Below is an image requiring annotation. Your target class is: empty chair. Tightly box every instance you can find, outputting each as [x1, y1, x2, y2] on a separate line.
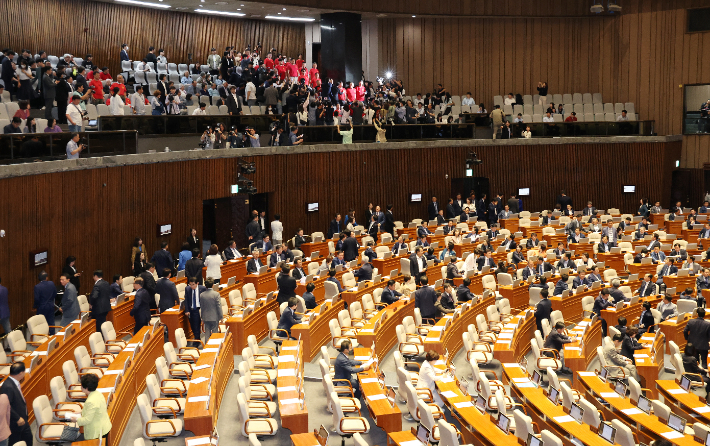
[238, 362, 275, 401]
[593, 103, 604, 114]
[396, 325, 424, 360]
[242, 348, 277, 382]
[156, 356, 189, 396]
[572, 93, 583, 103]
[88, 332, 116, 367]
[513, 104, 523, 116]
[49, 376, 83, 419]
[502, 104, 513, 115]
[164, 342, 193, 378]
[573, 104, 584, 115]
[593, 93, 603, 104]
[138, 393, 183, 441]
[33, 395, 73, 443]
[27, 314, 61, 345]
[605, 113, 616, 122]
[614, 103, 624, 114]
[330, 319, 358, 349]
[267, 311, 289, 353]
[532, 114, 542, 123]
[603, 103, 614, 114]
[101, 321, 130, 353]
[523, 104, 533, 116]
[541, 430, 563, 446]
[522, 114, 532, 123]
[530, 339, 561, 375]
[594, 113, 605, 122]
[495, 389, 517, 432]
[462, 332, 493, 365]
[552, 94, 563, 105]
[493, 96, 504, 106]
[533, 104, 543, 115]
[175, 328, 201, 361]
[236, 393, 278, 437]
[146, 373, 185, 415]
[394, 351, 419, 384]
[583, 103, 594, 115]
[247, 334, 278, 368]
[238, 376, 277, 417]
[331, 391, 369, 444]
[74, 345, 104, 377]
[417, 399, 444, 440]
[582, 93, 593, 104]
[61, 360, 87, 399]
[323, 374, 361, 413]
[624, 102, 635, 114]
[562, 94, 573, 104]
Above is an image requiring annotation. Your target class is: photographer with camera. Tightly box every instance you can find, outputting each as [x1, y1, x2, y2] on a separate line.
[165, 93, 180, 115]
[66, 95, 87, 132]
[200, 126, 214, 149]
[66, 133, 85, 159]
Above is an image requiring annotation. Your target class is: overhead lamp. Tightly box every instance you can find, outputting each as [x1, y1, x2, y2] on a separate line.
[265, 15, 315, 21]
[195, 9, 245, 16]
[590, 1, 604, 13]
[116, 0, 171, 8]
[608, 1, 622, 12]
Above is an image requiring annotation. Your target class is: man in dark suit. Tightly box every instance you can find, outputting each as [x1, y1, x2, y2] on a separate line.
[637, 274, 655, 297]
[342, 231, 360, 262]
[477, 251, 496, 270]
[269, 245, 284, 268]
[184, 277, 207, 342]
[414, 275, 436, 320]
[187, 228, 200, 254]
[534, 256, 554, 275]
[381, 280, 402, 305]
[225, 85, 243, 115]
[457, 279, 476, 302]
[392, 237, 409, 256]
[328, 214, 342, 239]
[582, 201, 597, 216]
[427, 197, 439, 221]
[224, 240, 241, 260]
[156, 269, 180, 313]
[669, 243, 688, 262]
[436, 209, 447, 225]
[130, 278, 152, 334]
[331, 251, 347, 268]
[292, 259, 307, 280]
[353, 261, 373, 282]
[327, 269, 344, 293]
[90, 270, 112, 332]
[487, 224, 500, 240]
[185, 249, 205, 285]
[602, 221, 618, 246]
[246, 214, 262, 243]
[294, 228, 308, 250]
[34, 271, 57, 334]
[277, 297, 302, 338]
[334, 340, 370, 398]
[656, 258, 678, 289]
[362, 243, 377, 263]
[522, 261, 538, 281]
[553, 274, 570, 296]
[527, 233, 540, 248]
[417, 224, 432, 239]
[151, 242, 174, 278]
[556, 253, 576, 271]
[556, 190, 572, 210]
[453, 194, 464, 216]
[410, 247, 427, 284]
[446, 199, 456, 219]
[572, 271, 588, 290]
[598, 236, 612, 254]
[139, 264, 157, 310]
[255, 235, 273, 252]
[110, 275, 123, 299]
[476, 194, 487, 221]
[534, 289, 552, 333]
[382, 204, 395, 237]
[277, 266, 297, 304]
[506, 193, 519, 213]
[1, 362, 31, 446]
[501, 234, 516, 251]
[246, 248, 264, 274]
[366, 214, 379, 241]
[416, 235, 430, 248]
[488, 198, 499, 225]
[685, 308, 710, 368]
[697, 269, 710, 301]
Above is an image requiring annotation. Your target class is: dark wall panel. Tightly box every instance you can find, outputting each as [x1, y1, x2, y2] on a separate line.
[0, 141, 679, 330]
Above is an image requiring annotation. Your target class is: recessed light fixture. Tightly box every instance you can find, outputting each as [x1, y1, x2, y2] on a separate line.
[215, 1, 228, 4]
[236, 8, 241, 10]
[277, 12, 281, 14]
[283, 7, 286, 10]
[265, 15, 315, 21]
[195, 8, 245, 15]
[115, 0, 171, 7]
[412, 15, 416, 17]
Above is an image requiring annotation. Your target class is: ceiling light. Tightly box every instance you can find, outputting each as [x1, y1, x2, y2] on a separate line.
[115, 0, 171, 8]
[236, 8, 241, 10]
[277, 12, 281, 14]
[214, 1, 228, 3]
[283, 7, 286, 10]
[412, 15, 416, 17]
[195, 8, 244, 15]
[265, 15, 315, 21]
[590, 1, 604, 13]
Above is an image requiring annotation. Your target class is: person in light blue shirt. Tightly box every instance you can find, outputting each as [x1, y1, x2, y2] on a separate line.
[513, 113, 524, 123]
[178, 242, 192, 271]
[180, 72, 191, 85]
[66, 133, 83, 159]
[208, 83, 220, 97]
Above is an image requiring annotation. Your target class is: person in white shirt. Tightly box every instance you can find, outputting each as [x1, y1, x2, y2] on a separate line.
[245, 81, 256, 106]
[462, 92, 476, 107]
[463, 250, 478, 272]
[130, 86, 146, 115]
[108, 87, 125, 115]
[522, 126, 532, 138]
[617, 110, 630, 121]
[192, 103, 207, 115]
[417, 351, 447, 406]
[135, 59, 153, 72]
[156, 49, 167, 65]
[504, 93, 516, 106]
[412, 93, 424, 107]
[542, 112, 554, 123]
[271, 215, 284, 247]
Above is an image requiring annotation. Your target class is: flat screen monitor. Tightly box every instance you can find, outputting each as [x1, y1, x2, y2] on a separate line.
[705, 430, 710, 446]
[230, 184, 239, 194]
[570, 403, 584, 422]
[410, 193, 422, 202]
[638, 395, 652, 414]
[531, 370, 541, 386]
[416, 423, 430, 445]
[547, 386, 559, 405]
[518, 187, 530, 196]
[307, 202, 319, 212]
[614, 381, 626, 397]
[599, 367, 609, 382]
[31, 249, 48, 267]
[475, 395, 486, 413]
[527, 433, 542, 446]
[624, 185, 636, 193]
[157, 223, 171, 236]
[679, 375, 691, 392]
[668, 413, 686, 434]
[599, 422, 616, 444]
[497, 413, 510, 433]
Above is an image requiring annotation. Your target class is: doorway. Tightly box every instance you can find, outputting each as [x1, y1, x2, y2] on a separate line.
[312, 44, 321, 72]
[202, 194, 253, 253]
[450, 177, 490, 202]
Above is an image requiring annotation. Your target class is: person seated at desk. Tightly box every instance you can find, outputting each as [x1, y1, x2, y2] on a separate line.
[498, 205, 512, 221]
[553, 274, 570, 296]
[553, 243, 566, 258]
[381, 280, 402, 305]
[637, 217, 650, 231]
[620, 326, 644, 365]
[511, 245, 525, 265]
[425, 247, 439, 264]
[224, 239, 242, 260]
[556, 253, 576, 271]
[456, 278, 476, 302]
[605, 334, 643, 385]
[416, 236, 431, 249]
[501, 234, 516, 251]
[435, 291, 455, 318]
[65, 373, 112, 442]
[587, 217, 602, 233]
[572, 271, 588, 290]
[656, 295, 677, 321]
[614, 317, 628, 337]
[277, 265, 297, 304]
[110, 274, 123, 299]
[669, 208, 683, 222]
[486, 223, 500, 240]
[294, 228, 307, 250]
[335, 340, 371, 399]
[656, 257, 678, 290]
[609, 279, 627, 303]
[446, 257, 462, 284]
[417, 224, 433, 239]
[522, 260, 537, 280]
[363, 242, 377, 263]
[327, 269, 344, 293]
[634, 226, 648, 241]
[269, 245, 285, 268]
[650, 245, 666, 264]
[436, 209, 447, 225]
[565, 214, 585, 235]
[527, 233, 540, 248]
[587, 265, 602, 284]
[392, 236, 409, 256]
[443, 220, 456, 235]
[353, 260, 373, 282]
[292, 258, 307, 280]
[618, 216, 632, 232]
[567, 227, 585, 244]
[680, 287, 695, 301]
[277, 297, 302, 339]
[669, 243, 688, 262]
[683, 257, 701, 275]
[598, 235, 612, 254]
[465, 226, 480, 242]
[637, 274, 655, 297]
[543, 321, 573, 373]
[682, 343, 710, 397]
[633, 248, 650, 264]
[282, 246, 295, 263]
[576, 253, 595, 270]
[646, 233, 662, 251]
[328, 214, 343, 239]
[593, 289, 614, 337]
[302, 283, 317, 310]
[440, 242, 457, 261]
[246, 248, 264, 274]
[335, 233, 346, 252]
[602, 221, 618, 247]
[697, 268, 710, 307]
[477, 251, 496, 270]
[698, 223, 710, 248]
[255, 235, 273, 253]
[529, 276, 548, 291]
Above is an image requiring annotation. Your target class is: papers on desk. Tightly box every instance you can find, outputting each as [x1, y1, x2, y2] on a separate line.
[124, 347, 136, 352]
[694, 406, 710, 413]
[188, 396, 210, 403]
[400, 441, 426, 446]
[578, 371, 596, 376]
[454, 401, 474, 408]
[566, 347, 581, 351]
[187, 437, 211, 446]
[503, 363, 522, 368]
[633, 353, 649, 358]
[56, 332, 65, 336]
[191, 377, 209, 384]
[202, 348, 219, 353]
[578, 321, 590, 326]
[71, 319, 81, 324]
[512, 378, 531, 383]
[429, 326, 444, 331]
[31, 351, 47, 356]
[440, 390, 458, 398]
[433, 360, 446, 366]
[516, 382, 537, 388]
[359, 329, 374, 333]
[600, 392, 620, 398]
[621, 408, 643, 415]
[504, 323, 518, 329]
[439, 376, 454, 384]
[667, 388, 687, 394]
[360, 378, 379, 384]
[193, 364, 210, 371]
[163, 308, 179, 312]
[355, 356, 371, 361]
[126, 343, 139, 348]
[496, 340, 511, 344]
[348, 287, 358, 291]
[497, 332, 514, 339]
[104, 370, 123, 375]
[282, 346, 298, 351]
[97, 387, 114, 393]
[366, 394, 387, 401]
[661, 431, 684, 440]
[278, 369, 296, 377]
[636, 359, 645, 364]
[278, 386, 297, 392]
[279, 355, 295, 362]
[280, 398, 303, 405]
[553, 415, 576, 423]
[362, 359, 375, 368]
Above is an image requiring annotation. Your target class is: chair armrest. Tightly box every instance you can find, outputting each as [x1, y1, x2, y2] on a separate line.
[339, 397, 363, 415]
[339, 417, 368, 433]
[249, 369, 272, 382]
[30, 333, 51, 342]
[683, 372, 707, 384]
[404, 361, 421, 370]
[48, 325, 65, 330]
[151, 405, 177, 417]
[258, 345, 277, 354]
[145, 419, 177, 437]
[539, 348, 560, 360]
[416, 388, 434, 402]
[39, 422, 70, 441]
[249, 384, 274, 400]
[270, 328, 290, 339]
[405, 333, 424, 343]
[253, 354, 276, 368]
[26, 341, 44, 346]
[472, 342, 493, 353]
[168, 368, 191, 379]
[153, 398, 182, 413]
[246, 400, 271, 417]
[246, 419, 275, 434]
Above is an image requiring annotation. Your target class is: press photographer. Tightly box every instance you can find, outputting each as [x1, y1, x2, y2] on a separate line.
[66, 132, 85, 160]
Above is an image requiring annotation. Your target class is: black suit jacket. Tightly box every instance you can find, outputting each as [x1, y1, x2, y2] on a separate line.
[428, 202, 439, 221]
[90, 279, 112, 316]
[446, 204, 456, 219]
[226, 94, 242, 115]
[277, 275, 297, 303]
[292, 267, 306, 280]
[277, 307, 301, 335]
[684, 318, 710, 350]
[414, 286, 436, 319]
[535, 298, 552, 325]
[381, 288, 402, 305]
[354, 263, 373, 282]
[342, 237, 359, 262]
[246, 220, 262, 241]
[382, 211, 395, 235]
[0, 378, 28, 436]
[130, 288, 152, 328]
[187, 235, 200, 254]
[184, 285, 207, 314]
[156, 278, 180, 312]
[185, 258, 204, 284]
[410, 254, 426, 277]
[246, 257, 263, 274]
[328, 219, 342, 239]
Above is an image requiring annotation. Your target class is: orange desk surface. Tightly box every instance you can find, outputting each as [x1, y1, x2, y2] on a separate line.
[292, 300, 345, 362]
[492, 310, 537, 365]
[354, 347, 402, 433]
[291, 433, 320, 446]
[422, 296, 496, 356]
[184, 332, 234, 436]
[578, 374, 697, 445]
[107, 296, 135, 335]
[224, 296, 279, 355]
[563, 319, 603, 394]
[656, 379, 710, 426]
[357, 298, 415, 359]
[278, 340, 308, 434]
[243, 269, 279, 294]
[340, 275, 403, 308]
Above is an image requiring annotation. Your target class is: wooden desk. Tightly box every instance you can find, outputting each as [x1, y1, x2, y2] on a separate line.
[596, 253, 626, 272]
[161, 305, 193, 343]
[21, 319, 95, 424]
[387, 431, 418, 446]
[372, 255, 404, 277]
[656, 379, 710, 425]
[354, 347, 402, 433]
[423, 296, 496, 356]
[291, 300, 345, 362]
[340, 277, 399, 308]
[243, 269, 279, 294]
[100, 324, 165, 446]
[224, 297, 279, 355]
[184, 333, 234, 436]
[492, 310, 536, 364]
[291, 433, 320, 446]
[665, 275, 697, 295]
[666, 221, 684, 237]
[564, 319, 603, 393]
[107, 295, 135, 334]
[278, 340, 308, 434]
[660, 315, 692, 354]
[300, 241, 329, 257]
[499, 218, 519, 234]
[498, 282, 528, 312]
[600, 296, 660, 327]
[357, 298, 415, 359]
[634, 329, 665, 398]
[202, 258, 247, 283]
[651, 213, 667, 228]
[627, 263, 659, 277]
[578, 374, 696, 445]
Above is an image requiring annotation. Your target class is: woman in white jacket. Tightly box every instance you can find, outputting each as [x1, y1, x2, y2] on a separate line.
[417, 351, 447, 406]
[108, 87, 125, 115]
[271, 214, 283, 247]
[204, 244, 223, 284]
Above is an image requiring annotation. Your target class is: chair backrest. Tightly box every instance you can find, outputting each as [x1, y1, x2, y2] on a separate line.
[238, 376, 252, 401]
[89, 332, 107, 355]
[137, 393, 153, 428]
[610, 419, 636, 446]
[579, 398, 601, 427]
[146, 373, 161, 402]
[404, 382, 420, 418]
[350, 301, 364, 320]
[101, 321, 117, 342]
[534, 330, 544, 349]
[62, 360, 80, 387]
[50, 375, 67, 405]
[242, 283, 257, 301]
[338, 309, 353, 328]
[560, 382, 575, 410]
[33, 395, 54, 432]
[27, 315, 49, 342]
[512, 409, 534, 443]
[582, 296, 594, 312]
[417, 399, 437, 433]
[342, 272, 356, 288]
[541, 430, 563, 446]
[7, 330, 27, 352]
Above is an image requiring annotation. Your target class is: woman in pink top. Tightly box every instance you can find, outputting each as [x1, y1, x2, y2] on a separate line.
[355, 80, 366, 102]
[345, 82, 356, 103]
[13, 100, 30, 121]
[0, 393, 10, 446]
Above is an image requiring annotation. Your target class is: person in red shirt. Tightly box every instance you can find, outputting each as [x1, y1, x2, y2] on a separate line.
[310, 72, 322, 91]
[286, 58, 299, 83]
[298, 68, 309, 85]
[99, 67, 112, 81]
[337, 82, 347, 105]
[355, 80, 366, 102]
[564, 111, 578, 122]
[345, 82, 356, 103]
[276, 59, 287, 82]
[308, 63, 319, 83]
[88, 71, 105, 104]
[263, 53, 274, 71]
[110, 75, 127, 99]
[296, 54, 304, 71]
